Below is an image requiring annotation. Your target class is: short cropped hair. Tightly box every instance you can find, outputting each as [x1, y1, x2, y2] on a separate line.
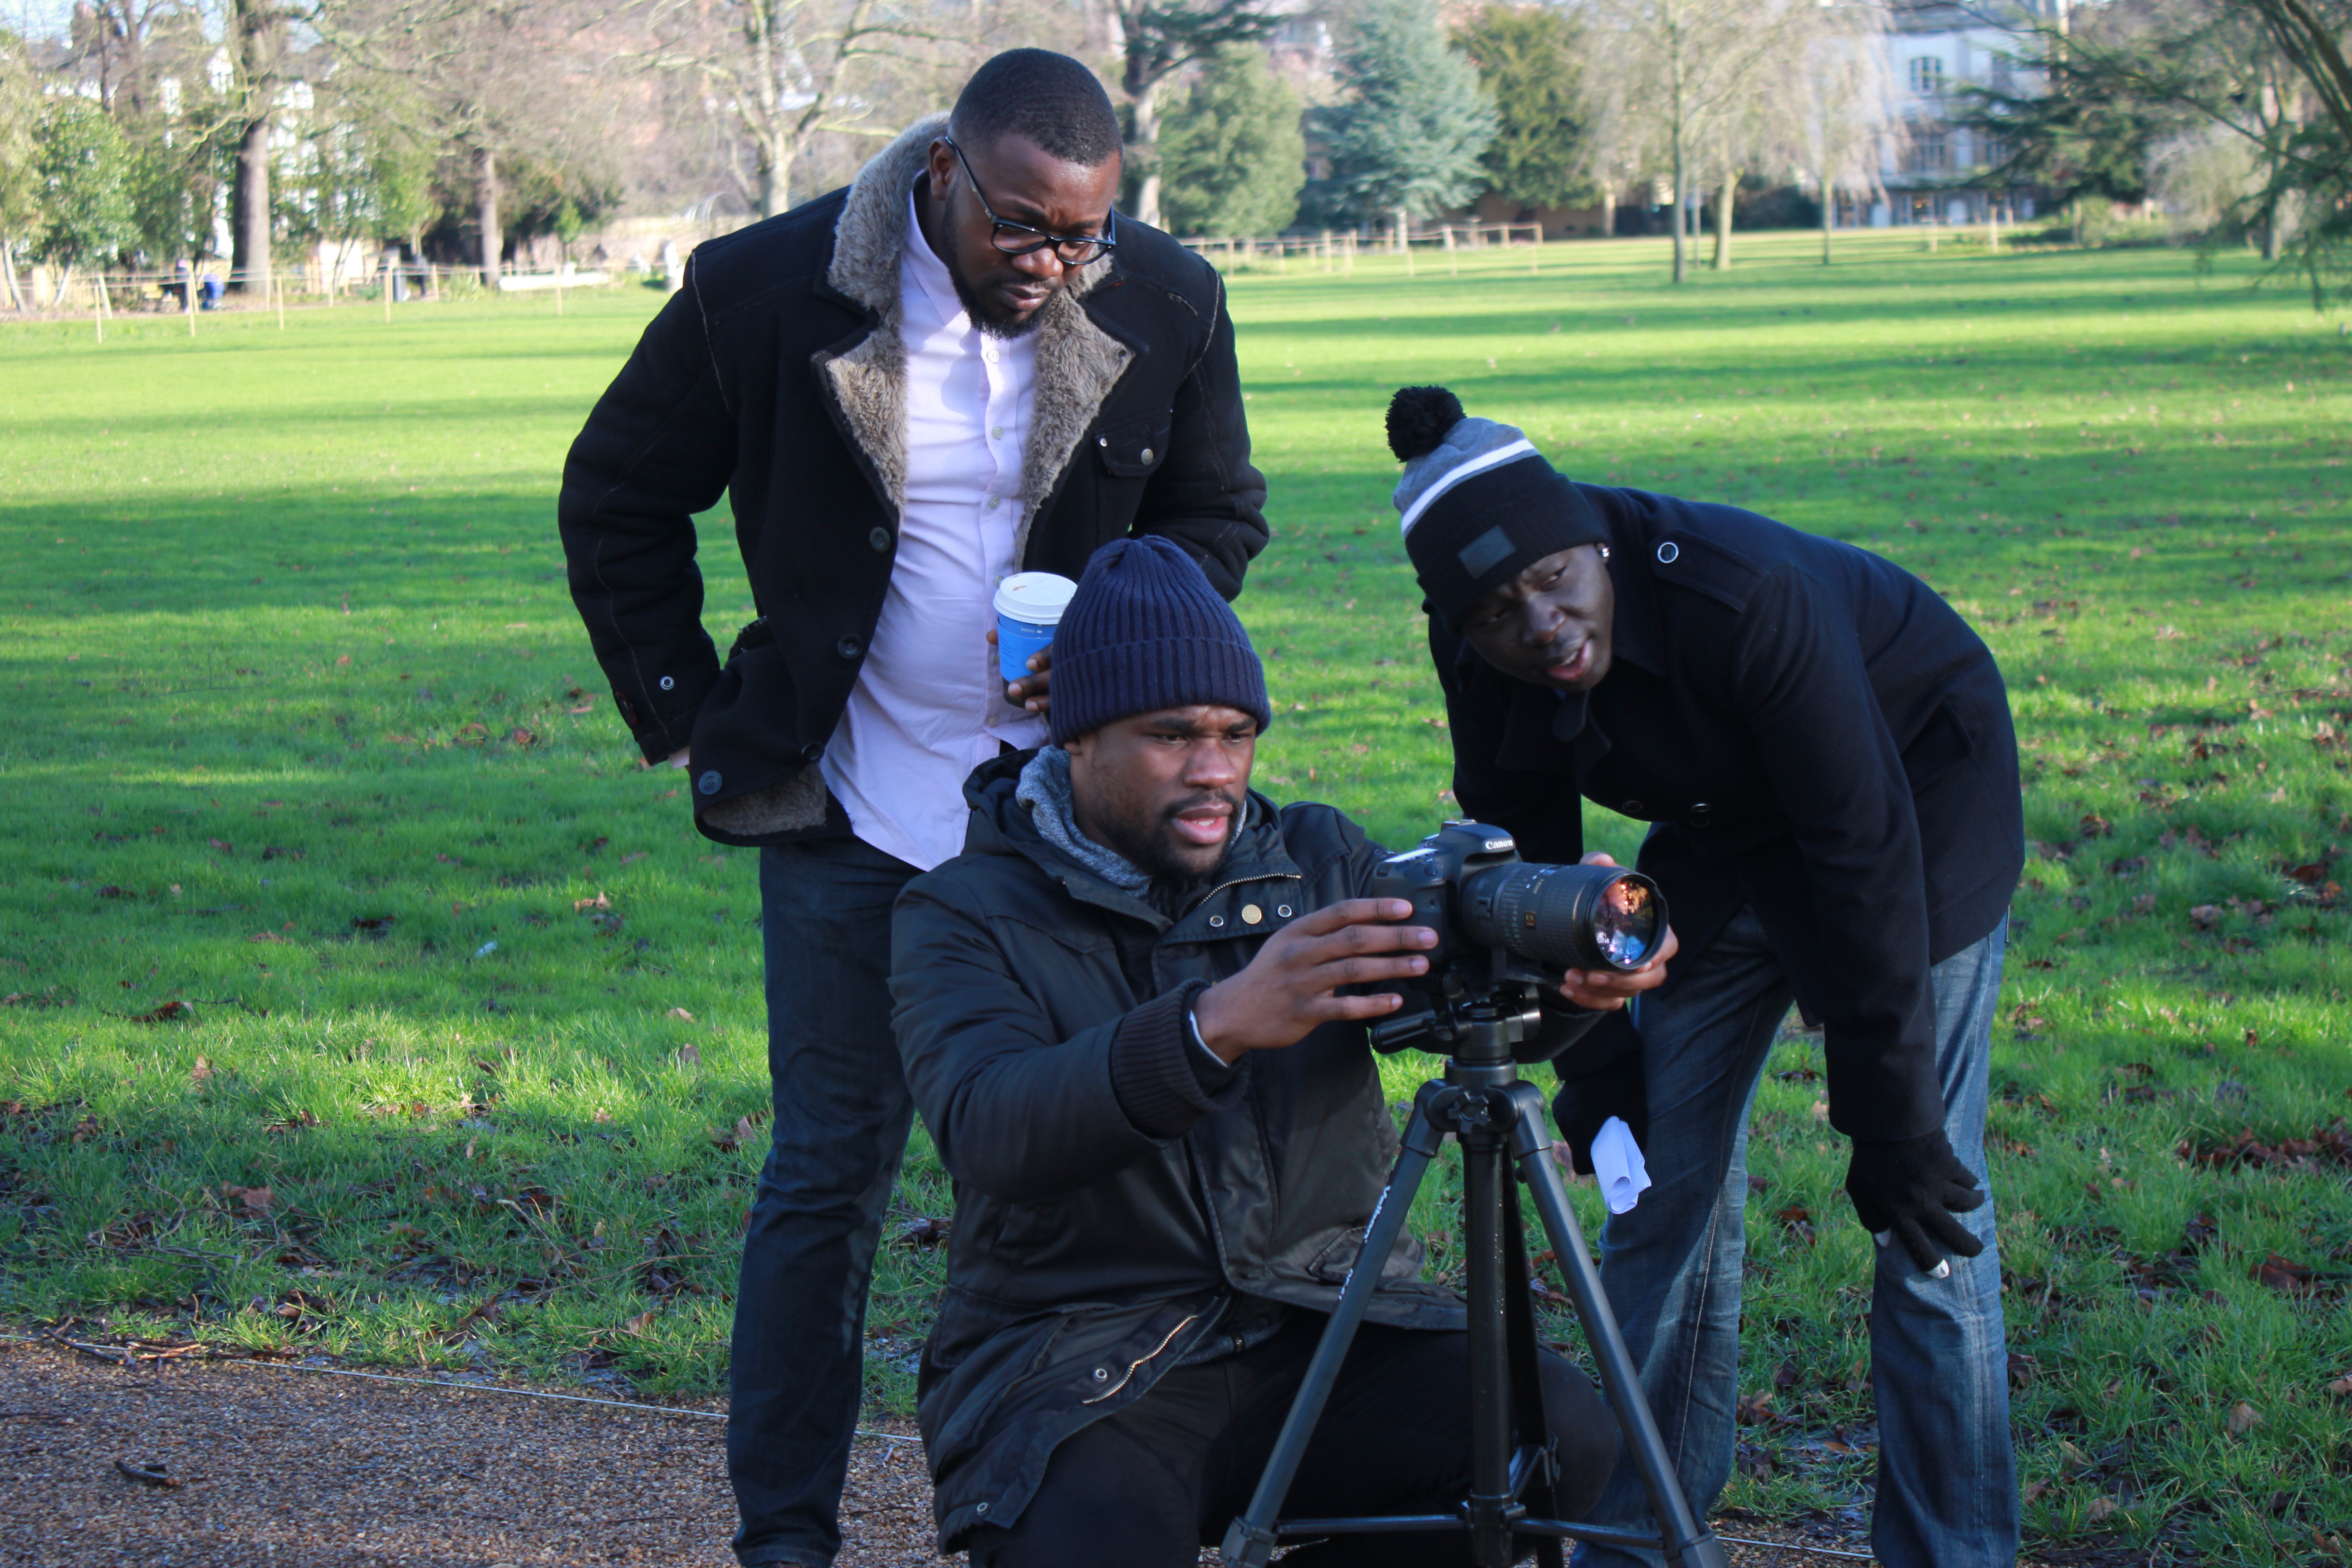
[951, 49, 1123, 167]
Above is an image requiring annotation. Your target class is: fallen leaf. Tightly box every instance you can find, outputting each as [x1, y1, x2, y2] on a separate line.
[620, 852, 649, 866]
[574, 890, 611, 912]
[508, 727, 538, 746]
[2227, 1399, 2262, 1435]
[897, 1215, 952, 1247]
[220, 1182, 276, 1215]
[2325, 1376, 2352, 1400]
[667, 1007, 695, 1021]
[676, 1044, 702, 1069]
[259, 846, 303, 862]
[2084, 1496, 2119, 1523]
[128, 1000, 190, 1024]
[1733, 1389, 1777, 1425]
[189, 1055, 213, 1087]
[2254, 1254, 2315, 1295]
[247, 930, 288, 944]
[621, 1308, 659, 1336]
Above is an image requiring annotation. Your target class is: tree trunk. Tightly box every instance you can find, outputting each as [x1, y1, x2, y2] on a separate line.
[1599, 185, 1617, 238]
[230, 111, 272, 293]
[1821, 183, 1834, 264]
[1713, 169, 1736, 269]
[1126, 78, 1163, 230]
[227, 0, 278, 294]
[1670, 128, 1688, 284]
[475, 145, 502, 285]
[0, 239, 23, 311]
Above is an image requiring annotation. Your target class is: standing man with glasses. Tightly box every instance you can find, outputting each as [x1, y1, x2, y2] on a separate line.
[557, 49, 1267, 1568]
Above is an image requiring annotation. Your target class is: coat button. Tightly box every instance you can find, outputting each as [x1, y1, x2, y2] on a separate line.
[868, 526, 890, 553]
[1242, 904, 1263, 925]
[837, 635, 862, 661]
[1097, 435, 1109, 446]
[1208, 915, 1225, 929]
[1691, 802, 1713, 820]
[800, 742, 825, 763]
[658, 675, 675, 691]
[1276, 905, 1293, 918]
[1623, 799, 1646, 816]
[1139, 447, 1154, 464]
[697, 770, 722, 795]
[1656, 541, 1680, 564]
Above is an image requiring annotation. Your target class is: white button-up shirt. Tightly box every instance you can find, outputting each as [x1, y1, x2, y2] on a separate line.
[818, 192, 1048, 871]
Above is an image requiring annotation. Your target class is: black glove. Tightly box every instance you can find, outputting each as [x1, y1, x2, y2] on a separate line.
[1551, 1049, 1647, 1177]
[1844, 1129, 1988, 1273]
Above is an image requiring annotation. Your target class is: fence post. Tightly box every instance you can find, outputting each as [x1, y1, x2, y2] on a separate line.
[93, 270, 107, 343]
[1987, 201, 1999, 254]
[185, 262, 195, 336]
[1532, 225, 1541, 274]
[274, 269, 284, 330]
[1444, 225, 1457, 277]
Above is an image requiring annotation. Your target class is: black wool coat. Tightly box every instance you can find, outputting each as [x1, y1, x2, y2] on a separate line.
[1434, 487, 2024, 1144]
[890, 755, 1599, 1548]
[557, 115, 1268, 845]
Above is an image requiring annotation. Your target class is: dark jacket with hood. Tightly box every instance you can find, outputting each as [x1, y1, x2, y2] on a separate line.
[1436, 487, 2024, 1144]
[556, 115, 1268, 845]
[890, 755, 1594, 1548]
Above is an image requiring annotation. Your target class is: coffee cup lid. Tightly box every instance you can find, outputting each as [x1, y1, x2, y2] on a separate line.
[994, 572, 1078, 624]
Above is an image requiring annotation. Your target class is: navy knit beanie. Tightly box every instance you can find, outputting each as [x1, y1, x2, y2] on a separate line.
[1048, 537, 1272, 744]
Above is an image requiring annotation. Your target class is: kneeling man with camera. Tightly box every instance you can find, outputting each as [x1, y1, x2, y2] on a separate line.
[892, 537, 1669, 1567]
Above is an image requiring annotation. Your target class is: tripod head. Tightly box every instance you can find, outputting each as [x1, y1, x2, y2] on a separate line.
[1367, 977, 1551, 1067]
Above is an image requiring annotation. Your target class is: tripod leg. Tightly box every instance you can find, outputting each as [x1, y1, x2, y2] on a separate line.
[1462, 1116, 1517, 1568]
[1220, 1083, 1450, 1568]
[1505, 1083, 1730, 1568]
[1501, 1197, 1565, 1568]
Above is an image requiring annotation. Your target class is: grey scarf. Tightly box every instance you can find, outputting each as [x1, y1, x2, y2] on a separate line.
[1015, 746, 1152, 891]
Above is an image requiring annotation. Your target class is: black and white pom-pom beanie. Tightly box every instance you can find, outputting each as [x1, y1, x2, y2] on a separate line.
[1387, 385, 1608, 627]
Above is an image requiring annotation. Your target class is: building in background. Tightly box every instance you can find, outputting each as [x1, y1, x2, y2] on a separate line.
[1870, 0, 2062, 226]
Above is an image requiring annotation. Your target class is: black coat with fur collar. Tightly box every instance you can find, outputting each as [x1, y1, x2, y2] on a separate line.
[557, 115, 1268, 844]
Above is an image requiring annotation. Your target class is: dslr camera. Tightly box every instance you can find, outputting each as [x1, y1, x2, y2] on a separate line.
[1366, 821, 1666, 1060]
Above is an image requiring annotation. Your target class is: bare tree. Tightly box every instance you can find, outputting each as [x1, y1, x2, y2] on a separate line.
[1579, 0, 1828, 282]
[630, 0, 972, 222]
[1796, 12, 1897, 265]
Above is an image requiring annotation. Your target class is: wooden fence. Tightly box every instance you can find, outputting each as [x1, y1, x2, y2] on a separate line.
[1177, 224, 1548, 277]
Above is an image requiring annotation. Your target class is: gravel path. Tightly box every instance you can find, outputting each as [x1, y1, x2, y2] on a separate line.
[4, 1336, 1894, 1566]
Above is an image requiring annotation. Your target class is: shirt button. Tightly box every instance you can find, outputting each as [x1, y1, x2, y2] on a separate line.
[986, 496, 1000, 511]
[990, 425, 1004, 440]
[868, 526, 891, 553]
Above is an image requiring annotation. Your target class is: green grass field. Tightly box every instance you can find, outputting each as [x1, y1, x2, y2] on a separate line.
[4, 229, 2349, 1562]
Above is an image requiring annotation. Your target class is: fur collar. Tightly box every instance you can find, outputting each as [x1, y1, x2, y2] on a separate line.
[816, 113, 1132, 564]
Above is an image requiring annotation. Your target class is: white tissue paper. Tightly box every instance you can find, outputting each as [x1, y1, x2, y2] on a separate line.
[1590, 1116, 1652, 1214]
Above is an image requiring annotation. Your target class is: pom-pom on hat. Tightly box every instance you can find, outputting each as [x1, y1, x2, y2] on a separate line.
[1047, 536, 1272, 745]
[1387, 385, 1608, 627]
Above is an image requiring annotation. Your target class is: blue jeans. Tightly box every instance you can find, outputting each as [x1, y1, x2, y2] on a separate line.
[1573, 906, 2017, 1568]
[729, 837, 920, 1567]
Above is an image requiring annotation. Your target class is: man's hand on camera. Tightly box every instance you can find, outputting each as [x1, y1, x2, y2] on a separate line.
[986, 628, 1054, 716]
[1190, 898, 1435, 1063]
[1556, 853, 1677, 1011]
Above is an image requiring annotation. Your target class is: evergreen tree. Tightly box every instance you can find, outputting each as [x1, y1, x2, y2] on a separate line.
[1158, 44, 1306, 237]
[1311, 0, 1497, 225]
[1455, 2, 1590, 212]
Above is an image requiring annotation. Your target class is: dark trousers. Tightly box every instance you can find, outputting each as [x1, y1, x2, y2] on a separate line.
[728, 836, 919, 1567]
[965, 1315, 1617, 1568]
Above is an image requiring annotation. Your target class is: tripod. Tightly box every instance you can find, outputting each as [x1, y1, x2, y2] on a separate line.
[1219, 990, 1730, 1568]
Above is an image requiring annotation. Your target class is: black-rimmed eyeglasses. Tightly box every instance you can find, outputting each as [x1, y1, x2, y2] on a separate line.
[945, 137, 1118, 268]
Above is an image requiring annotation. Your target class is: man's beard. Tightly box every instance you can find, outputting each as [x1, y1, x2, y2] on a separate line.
[946, 248, 1051, 340]
[1100, 790, 1244, 889]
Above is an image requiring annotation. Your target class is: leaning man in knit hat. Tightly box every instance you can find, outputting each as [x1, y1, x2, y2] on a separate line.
[890, 536, 1663, 1568]
[1385, 386, 2026, 1568]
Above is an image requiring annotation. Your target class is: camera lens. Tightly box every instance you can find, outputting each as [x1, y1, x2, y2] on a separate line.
[1459, 863, 1665, 974]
